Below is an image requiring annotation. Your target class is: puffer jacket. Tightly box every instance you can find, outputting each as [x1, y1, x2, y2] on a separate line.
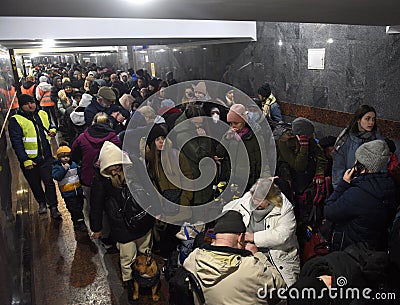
[332, 129, 382, 189]
[52, 159, 83, 198]
[325, 172, 397, 252]
[223, 191, 300, 286]
[183, 244, 286, 305]
[71, 123, 121, 186]
[35, 81, 52, 104]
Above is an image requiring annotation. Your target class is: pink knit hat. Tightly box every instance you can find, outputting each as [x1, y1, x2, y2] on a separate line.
[227, 103, 248, 123]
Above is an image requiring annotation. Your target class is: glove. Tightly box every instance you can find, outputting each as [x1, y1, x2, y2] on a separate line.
[298, 135, 309, 147]
[313, 174, 325, 184]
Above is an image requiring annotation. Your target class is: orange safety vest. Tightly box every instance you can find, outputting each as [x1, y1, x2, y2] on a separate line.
[0, 86, 18, 110]
[21, 85, 36, 97]
[37, 87, 54, 107]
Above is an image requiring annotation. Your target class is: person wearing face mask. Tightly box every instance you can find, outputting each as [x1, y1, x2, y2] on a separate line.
[332, 105, 383, 189]
[90, 141, 155, 303]
[246, 98, 263, 123]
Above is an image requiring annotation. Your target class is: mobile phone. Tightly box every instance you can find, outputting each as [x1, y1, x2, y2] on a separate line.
[351, 161, 365, 178]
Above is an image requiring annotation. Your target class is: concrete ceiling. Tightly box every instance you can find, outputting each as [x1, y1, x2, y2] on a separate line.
[1, 0, 398, 25]
[0, 0, 399, 51]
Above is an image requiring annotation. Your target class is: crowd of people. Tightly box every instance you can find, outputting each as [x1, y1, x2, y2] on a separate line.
[1, 61, 400, 304]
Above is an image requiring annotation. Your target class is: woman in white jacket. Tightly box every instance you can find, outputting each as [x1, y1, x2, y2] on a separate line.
[223, 178, 300, 286]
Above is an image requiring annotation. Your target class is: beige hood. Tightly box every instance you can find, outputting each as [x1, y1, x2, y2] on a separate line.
[99, 141, 131, 178]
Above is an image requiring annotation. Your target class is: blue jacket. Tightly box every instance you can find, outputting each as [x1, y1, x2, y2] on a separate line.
[332, 130, 382, 189]
[325, 172, 397, 251]
[84, 96, 119, 127]
[52, 159, 83, 198]
[9, 109, 55, 166]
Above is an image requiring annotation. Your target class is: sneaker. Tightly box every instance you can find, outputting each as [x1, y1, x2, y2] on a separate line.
[74, 220, 87, 232]
[50, 207, 62, 219]
[38, 202, 47, 214]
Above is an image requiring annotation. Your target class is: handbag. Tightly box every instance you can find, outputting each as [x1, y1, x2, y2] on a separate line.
[302, 231, 330, 264]
[120, 184, 149, 231]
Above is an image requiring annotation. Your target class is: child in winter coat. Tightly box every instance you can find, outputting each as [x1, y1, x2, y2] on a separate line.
[52, 142, 87, 232]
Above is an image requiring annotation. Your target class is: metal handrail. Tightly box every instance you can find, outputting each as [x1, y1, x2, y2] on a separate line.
[0, 91, 17, 139]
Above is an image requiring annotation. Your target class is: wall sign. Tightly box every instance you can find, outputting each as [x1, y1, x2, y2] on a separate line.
[308, 48, 325, 70]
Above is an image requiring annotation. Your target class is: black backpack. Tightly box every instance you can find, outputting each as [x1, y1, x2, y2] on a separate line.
[168, 266, 205, 305]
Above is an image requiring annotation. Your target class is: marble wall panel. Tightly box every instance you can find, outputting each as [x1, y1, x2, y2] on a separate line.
[134, 22, 399, 123]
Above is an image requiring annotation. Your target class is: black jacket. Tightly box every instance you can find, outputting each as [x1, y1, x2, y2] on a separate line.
[298, 243, 390, 305]
[325, 172, 397, 251]
[90, 164, 155, 243]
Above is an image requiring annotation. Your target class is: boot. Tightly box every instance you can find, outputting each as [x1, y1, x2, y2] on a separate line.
[38, 202, 47, 214]
[124, 280, 134, 303]
[74, 219, 87, 232]
[50, 206, 62, 219]
[6, 210, 14, 222]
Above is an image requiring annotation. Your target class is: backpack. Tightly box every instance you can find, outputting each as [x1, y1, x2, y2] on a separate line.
[296, 177, 332, 227]
[168, 267, 205, 305]
[272, 122, 292, 141]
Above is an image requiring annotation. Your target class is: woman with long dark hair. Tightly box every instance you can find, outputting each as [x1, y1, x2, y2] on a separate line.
[145, 124, 193, 222]
[332, 104, 382, 188]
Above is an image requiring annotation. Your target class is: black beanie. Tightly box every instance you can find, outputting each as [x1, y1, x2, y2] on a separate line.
[147, 124, 167, 146]
[63, 81, 73, 89]
[214, 210, 246, 234]
[18, 94, 35, 107]
[257, 83, 271, 98]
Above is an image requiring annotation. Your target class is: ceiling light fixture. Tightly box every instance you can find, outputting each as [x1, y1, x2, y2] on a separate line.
[126, 0, 150, 5]
[42, 39, 55, 49]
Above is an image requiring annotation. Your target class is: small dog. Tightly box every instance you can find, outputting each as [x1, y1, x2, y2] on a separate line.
[132, 250, 160, 301]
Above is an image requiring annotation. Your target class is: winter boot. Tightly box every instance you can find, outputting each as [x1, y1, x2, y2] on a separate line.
[50, 206, 62, 219]
[124, 279, 134, 303]
[38, 202, 47, 214]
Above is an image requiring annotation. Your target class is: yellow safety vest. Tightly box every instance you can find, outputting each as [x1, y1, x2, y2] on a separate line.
[13, 110, 51, 159]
